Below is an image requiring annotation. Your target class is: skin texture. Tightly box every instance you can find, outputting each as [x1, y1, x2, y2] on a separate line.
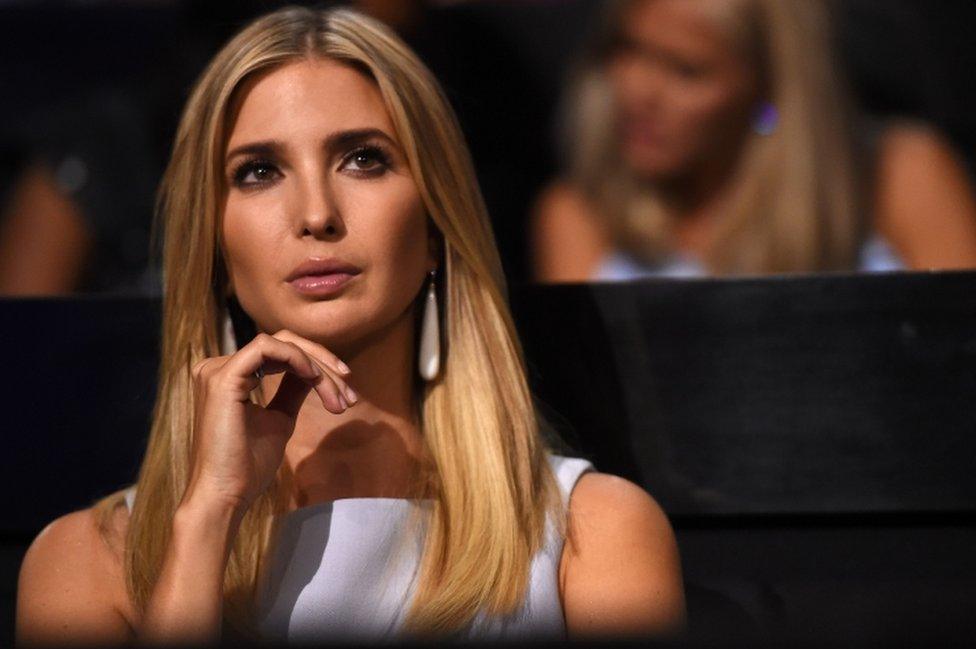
[17, 58, 685, 645]
[873, 124, 976, 269]
[608, 0, 759, 184]
[531, 182, 614, 284]
[559, 473, 686, 638]
[0, 164, 92, 295]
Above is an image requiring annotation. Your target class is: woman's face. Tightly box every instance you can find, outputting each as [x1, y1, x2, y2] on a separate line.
[607, 0, 760, 181]
[221, 58, 435, 352]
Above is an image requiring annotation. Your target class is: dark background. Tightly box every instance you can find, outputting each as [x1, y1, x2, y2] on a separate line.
[2, 0, 975, 291]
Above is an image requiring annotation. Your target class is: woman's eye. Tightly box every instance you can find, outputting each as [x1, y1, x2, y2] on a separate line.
[232, 160, 280, 187]
[342, 146, 391, 175]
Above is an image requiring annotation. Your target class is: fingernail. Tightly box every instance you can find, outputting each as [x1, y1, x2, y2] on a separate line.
[337, 393, 349, 410]
[344, 386, 358, 404]
[312, 364, 322, 377]
[337, 360, 351, 374]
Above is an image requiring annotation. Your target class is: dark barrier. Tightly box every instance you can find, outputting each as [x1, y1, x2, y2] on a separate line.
[3, 271, 976, 644]
[511, 271, 976, 516]
[510, 271, 976, 644]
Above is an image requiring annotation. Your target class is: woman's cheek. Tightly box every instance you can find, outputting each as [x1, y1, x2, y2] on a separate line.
[377, 205, 429, 295]
[370, 182, 427, 252]
[222, 205, 288, 298]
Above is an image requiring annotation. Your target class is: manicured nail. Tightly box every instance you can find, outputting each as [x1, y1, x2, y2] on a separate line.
[344, 386, 358, 404]
[337, 360, 351, 374]
[337, 392, 349, 410]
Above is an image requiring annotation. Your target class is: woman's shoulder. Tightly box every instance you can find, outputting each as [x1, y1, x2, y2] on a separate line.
[876, 120, 958, 157]
[16, 496, 136, 645]
[566, 471, 673, 539]
[874, 120, 970, 192]
[545, 455, 662, 522]
[531, 180, 604, 239]
[530, 180, 612, 282]
[873, 120, 976, 269]
[559, 471, 686, 637]
[533, 180, 591, 214]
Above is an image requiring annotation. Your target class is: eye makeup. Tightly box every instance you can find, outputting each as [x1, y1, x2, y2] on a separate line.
[339, 143, 393, 178]
[231, 158, 281, 188]
[224, 128, 401, 189]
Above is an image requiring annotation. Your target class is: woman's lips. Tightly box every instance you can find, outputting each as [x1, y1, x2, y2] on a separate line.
[289, 272, 357, 297]
[621, 117, 667, 149]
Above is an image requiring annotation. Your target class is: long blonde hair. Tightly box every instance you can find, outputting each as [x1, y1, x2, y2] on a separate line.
[564, 0, 866, 273]
[92, 6, 561, 638]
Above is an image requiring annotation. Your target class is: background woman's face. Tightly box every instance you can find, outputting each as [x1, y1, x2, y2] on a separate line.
[608, 0, 760, 181]
[221, 58, 435, 352]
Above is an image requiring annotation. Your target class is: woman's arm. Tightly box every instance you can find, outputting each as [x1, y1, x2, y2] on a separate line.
[136, 490, 245, 644]
[0, 164, 92, 295]
[18, 332, 354, 645]
[16, 507, 134, 646]
[530, 182, 613, 283]
[874, 124, 976, 269]
[16, 494, 243, 647]
[559, 472, 686, 639]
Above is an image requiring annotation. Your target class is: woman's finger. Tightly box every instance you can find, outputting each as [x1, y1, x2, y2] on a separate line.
[217, 333, 322, 400]
[303, 359, 349, 413]
[241, 336, 348, 413]
[271, 329, 352, 377]
[270, 330, 358, 407]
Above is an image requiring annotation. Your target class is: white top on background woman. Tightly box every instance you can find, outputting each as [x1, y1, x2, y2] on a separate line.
[15, 6, 685, 646]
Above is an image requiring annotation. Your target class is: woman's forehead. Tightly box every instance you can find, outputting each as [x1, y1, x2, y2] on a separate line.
[225, 58, 398, 151]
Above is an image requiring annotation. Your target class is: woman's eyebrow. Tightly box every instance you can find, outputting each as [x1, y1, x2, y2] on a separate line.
[224, 129, 398, 166]
[325, 127, 398, 151]
[225, 140, 282, 166]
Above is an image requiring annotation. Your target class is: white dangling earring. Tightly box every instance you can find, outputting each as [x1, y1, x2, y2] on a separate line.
[418, 269, 440, 381]
[221, 310, 237, 356]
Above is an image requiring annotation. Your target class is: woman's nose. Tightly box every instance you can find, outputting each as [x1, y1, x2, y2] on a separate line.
[297, 178, 344, 238]
[631, 60, 665, 106]
[614, 54, 663, 109]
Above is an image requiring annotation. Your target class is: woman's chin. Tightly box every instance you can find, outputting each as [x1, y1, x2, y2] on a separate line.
[623, 148, 683, 180]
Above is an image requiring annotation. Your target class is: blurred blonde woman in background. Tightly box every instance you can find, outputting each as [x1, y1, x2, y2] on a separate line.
[532, 0, 976, 281]
[16, 6, 684, 646]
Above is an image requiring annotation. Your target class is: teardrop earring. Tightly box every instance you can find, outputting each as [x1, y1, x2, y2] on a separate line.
[221, 295, 258, 356]
[221, 310, 237, 356]
[418, 269, 440, 381]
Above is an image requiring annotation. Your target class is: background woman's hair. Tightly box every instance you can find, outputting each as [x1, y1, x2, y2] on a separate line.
[91, 5, 562, 638]
[561, 0, 866, 273]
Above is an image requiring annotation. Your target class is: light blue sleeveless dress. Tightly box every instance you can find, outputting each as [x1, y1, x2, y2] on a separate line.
[124, 454, 595, 642]
[594, 235, 905, 280]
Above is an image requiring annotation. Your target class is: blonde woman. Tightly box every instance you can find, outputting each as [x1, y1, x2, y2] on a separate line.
[532, 0, 976, 281]
[15, 6, 684, 645]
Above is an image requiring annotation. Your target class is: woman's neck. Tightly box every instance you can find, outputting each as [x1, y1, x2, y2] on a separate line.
[265, 306, 428, 509]
[653, 152, 741, 257]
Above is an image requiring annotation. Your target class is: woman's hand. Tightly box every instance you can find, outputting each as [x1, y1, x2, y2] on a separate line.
[183, 329, 358, 516]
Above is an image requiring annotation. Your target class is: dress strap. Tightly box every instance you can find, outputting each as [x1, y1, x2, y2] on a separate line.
[124, 486, 136, 512]
[547, 454, 596, 505]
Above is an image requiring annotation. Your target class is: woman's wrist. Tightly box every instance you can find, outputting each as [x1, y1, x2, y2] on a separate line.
[172, 494, 245, 562]
[137, 498, 244, 644]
